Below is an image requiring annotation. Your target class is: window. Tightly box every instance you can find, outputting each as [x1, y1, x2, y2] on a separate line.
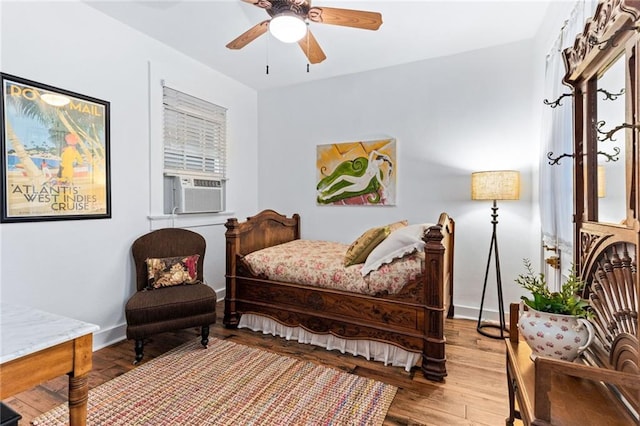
[162, 86, 227, 179]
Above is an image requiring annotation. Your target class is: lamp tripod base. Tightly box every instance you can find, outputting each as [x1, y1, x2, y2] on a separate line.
[477, 322, 509, 339]
[476, 200, 510, 341]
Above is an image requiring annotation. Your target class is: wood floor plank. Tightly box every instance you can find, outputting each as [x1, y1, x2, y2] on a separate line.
[1, 396, 42, 423]
[8, 386, 66, 416]
[2, 302, 513, 425]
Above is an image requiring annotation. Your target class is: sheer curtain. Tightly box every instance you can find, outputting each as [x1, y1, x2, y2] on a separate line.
[539, 1, 598, 288]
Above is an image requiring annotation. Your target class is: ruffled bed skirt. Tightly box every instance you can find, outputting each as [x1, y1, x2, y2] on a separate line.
[238, 313, 421, 372]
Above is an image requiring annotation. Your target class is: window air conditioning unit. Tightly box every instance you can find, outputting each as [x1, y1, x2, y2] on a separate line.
[164, 175, 224, 214]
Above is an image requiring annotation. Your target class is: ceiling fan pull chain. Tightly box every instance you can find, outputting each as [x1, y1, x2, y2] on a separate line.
[266, 31, 270, 75]
[306, 29, 310, 73]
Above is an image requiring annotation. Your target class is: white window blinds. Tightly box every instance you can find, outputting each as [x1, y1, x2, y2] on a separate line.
[163, 86, 227, 179]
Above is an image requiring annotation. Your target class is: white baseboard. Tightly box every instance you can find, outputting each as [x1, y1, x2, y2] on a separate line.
[452, 304, 511, 325]
[93, 323, 128, 351]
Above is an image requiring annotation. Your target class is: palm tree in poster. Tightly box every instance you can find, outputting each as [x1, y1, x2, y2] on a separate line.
[4, 120, 41, 178]
[3, 81, 106, 182]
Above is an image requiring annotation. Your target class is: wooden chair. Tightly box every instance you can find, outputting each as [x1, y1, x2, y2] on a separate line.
[125, 228, 217, 364]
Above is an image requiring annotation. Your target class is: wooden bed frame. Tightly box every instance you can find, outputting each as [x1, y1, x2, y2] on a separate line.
[223, 209, 455, 381]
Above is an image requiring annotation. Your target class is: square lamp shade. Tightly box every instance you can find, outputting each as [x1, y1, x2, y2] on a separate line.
[471, 170, 520, 201]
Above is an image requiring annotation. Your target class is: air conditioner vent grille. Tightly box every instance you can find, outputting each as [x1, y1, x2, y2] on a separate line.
[193, 179, 221, 188]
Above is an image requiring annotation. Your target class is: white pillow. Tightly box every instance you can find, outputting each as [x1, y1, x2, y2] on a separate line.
[360, 223, 434, 276]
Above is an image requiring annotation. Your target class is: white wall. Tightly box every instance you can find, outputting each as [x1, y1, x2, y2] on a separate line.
[256, 39, 543, 321]
[0, 1, 259, 349]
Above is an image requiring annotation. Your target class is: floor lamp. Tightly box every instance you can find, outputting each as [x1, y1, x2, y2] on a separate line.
[471, 170, 520, 339]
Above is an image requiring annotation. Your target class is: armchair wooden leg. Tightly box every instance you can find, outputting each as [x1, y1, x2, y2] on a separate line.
[134, 339, 144, 364]
[201, 325, 210, 348]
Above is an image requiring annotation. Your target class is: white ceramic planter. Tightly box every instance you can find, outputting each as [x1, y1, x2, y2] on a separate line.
[518, 304, 595, 362]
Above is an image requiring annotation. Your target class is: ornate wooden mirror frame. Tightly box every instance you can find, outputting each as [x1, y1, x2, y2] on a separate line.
[564, 0, 640, 266]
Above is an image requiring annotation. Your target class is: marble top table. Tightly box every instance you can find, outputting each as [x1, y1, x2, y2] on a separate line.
[0, 303, 99, 425]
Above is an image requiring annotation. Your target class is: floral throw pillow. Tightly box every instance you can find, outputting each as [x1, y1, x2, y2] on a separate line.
[146, 254, 200, 289]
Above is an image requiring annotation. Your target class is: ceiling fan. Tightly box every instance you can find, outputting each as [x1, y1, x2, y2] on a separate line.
[226, 0, 383, 64]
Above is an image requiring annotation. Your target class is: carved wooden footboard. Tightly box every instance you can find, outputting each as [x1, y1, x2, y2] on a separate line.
[223, 210, 455, 381]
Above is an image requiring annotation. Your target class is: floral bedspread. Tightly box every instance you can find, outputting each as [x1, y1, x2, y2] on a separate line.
[242, 240, 423, 295]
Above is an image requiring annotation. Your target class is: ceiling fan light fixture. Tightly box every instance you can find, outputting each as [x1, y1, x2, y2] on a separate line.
[269, 13, 307, 43]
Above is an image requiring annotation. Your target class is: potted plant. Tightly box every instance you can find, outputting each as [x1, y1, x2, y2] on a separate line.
[515, 258, 594, 362]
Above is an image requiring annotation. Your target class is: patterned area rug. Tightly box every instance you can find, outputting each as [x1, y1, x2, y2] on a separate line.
[32, 338, 397, 425]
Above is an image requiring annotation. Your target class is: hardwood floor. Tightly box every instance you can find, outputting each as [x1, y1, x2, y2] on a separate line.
[2, 302, 520, 425]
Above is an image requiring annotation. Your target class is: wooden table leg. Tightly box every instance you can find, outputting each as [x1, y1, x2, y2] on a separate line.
[68, 374, 89, 426]
[68, 334, 93, 426]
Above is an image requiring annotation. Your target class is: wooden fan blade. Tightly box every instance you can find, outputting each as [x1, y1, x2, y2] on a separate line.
[226, 20, 269, 49]
[298, 30, 326, 64]
[307, 7, 382, 30]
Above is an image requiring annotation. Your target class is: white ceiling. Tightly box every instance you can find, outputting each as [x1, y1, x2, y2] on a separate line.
[86, 0, 553, 91]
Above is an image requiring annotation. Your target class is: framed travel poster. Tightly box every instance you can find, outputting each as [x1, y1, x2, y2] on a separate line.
[0, 73, 111, 222]
[316, 138, 396, 206]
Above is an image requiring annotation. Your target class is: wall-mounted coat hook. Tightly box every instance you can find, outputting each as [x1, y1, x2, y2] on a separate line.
[547, 147, 620, 165]
[595, 120, 640, 142]
[543, 93, 573, 108]
[598, 87, 625, 101]
[547, 152, 574, 165]
[543, 88, 623, 109]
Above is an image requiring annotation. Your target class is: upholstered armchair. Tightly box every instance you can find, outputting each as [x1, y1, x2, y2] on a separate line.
[125, 228, 217, 364]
